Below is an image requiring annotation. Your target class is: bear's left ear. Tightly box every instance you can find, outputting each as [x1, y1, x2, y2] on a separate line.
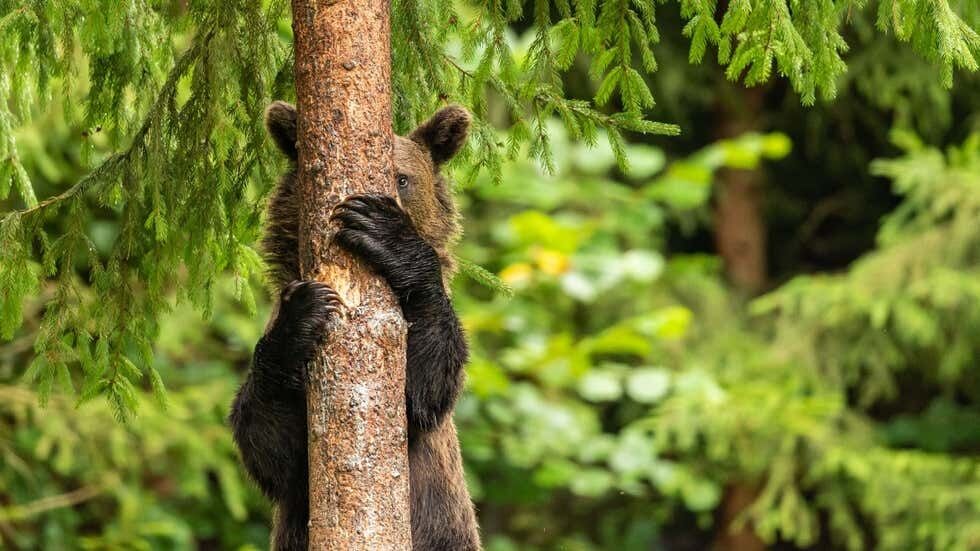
[409, 105, 471, 166]
[265, 101, 298, 160]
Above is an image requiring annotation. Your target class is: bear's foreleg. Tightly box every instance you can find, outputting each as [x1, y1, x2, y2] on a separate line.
[230, 281, 341, 551]
[332, 194, 469, 437]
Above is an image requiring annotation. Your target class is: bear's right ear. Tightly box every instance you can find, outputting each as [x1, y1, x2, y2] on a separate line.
[409, 105, 471, 166]
[265, 101, 298, 160]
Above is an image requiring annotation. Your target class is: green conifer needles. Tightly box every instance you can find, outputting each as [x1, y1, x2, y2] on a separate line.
[0, 1, 977, 416]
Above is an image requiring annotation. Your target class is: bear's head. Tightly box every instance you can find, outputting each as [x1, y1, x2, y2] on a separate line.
[264, 101, 469, 263]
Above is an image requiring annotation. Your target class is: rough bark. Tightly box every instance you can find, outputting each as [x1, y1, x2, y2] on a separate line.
[290, 1, 412, 549]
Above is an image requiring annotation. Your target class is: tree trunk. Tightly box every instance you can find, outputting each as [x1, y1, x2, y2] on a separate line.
[714, 86, 768, 295]
[290, 2, 412, 550]
[714, 171, 767, 294]
[714, 482, 766, 551]
[711, 85, 768, 551]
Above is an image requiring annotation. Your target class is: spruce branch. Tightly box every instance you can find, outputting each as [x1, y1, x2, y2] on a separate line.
[0, 481, 112, 521]
[1, 26, 216, 226]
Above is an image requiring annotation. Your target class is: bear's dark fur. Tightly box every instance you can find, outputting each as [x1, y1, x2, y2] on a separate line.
[230, 102, 480, 550]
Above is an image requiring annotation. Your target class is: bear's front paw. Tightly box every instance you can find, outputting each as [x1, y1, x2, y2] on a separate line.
[333, 195, 439, 290]
[270, 280, 343, 365]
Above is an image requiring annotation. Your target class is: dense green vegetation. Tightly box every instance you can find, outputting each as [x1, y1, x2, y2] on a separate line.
[2, 1, 979, 550]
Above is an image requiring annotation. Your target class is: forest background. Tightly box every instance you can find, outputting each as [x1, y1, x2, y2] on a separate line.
[1, 1, 979, 550]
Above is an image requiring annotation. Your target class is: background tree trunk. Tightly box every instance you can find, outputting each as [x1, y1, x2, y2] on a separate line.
[290, 1, 412, 549]
[713, 86, 768, 296]
[711, 83, 768, 551]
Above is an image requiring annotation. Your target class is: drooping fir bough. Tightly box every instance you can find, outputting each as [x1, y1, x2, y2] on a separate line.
[1, 0, 976, 420]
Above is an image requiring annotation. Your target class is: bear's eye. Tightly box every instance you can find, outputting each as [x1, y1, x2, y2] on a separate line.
[397, 174, 409, 188]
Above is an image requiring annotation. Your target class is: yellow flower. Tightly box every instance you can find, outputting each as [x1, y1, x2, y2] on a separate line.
[533, 248, 570, 276]
[500, 262, 534, 286]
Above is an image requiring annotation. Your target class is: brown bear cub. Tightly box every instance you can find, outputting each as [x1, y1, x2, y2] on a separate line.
[230, 102, 481, 551]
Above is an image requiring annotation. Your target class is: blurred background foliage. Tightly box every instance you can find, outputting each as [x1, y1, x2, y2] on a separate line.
[2, 1, 980, 550]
